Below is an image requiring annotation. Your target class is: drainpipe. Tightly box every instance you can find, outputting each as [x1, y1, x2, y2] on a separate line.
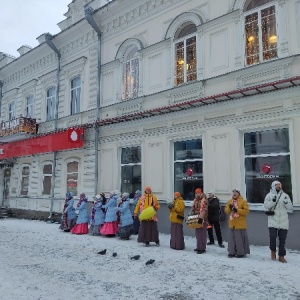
[85, 6, 101, 196]
[0, 80, 3, 118]
[45, 34, 61, 220]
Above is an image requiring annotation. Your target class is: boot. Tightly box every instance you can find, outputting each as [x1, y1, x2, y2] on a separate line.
[271, 251, 276, 260]
[279, 256, 287, 263]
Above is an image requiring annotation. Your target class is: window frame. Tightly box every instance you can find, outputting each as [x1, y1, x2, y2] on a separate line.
[122, 53, 139, 100]
[41, 162, 53, 195]
[8, 102, 16, 120]
[70, 77, 81, 115]
[66, 159, 80, 197]
[20, 165, 30, 196]
[26, 95, 34, 118]
[244, 1, 278, 66]
[46, 87, 56, 121]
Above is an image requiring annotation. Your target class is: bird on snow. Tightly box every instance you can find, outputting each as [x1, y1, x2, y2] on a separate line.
[97, 249, 107, 255]
[130, 255, 140, 260]
[145, 259, 155, 265]
[112, 252, 117, 257]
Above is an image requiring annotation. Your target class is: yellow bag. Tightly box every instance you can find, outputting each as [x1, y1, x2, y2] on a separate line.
[139, 206, 156, 221]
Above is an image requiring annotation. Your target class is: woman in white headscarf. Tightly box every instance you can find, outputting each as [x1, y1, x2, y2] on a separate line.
[264, 181, 293, 263]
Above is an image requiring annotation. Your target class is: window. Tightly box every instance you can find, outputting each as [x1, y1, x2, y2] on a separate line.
[8, 102, 15, 120]
[46, 87, 56, 121]
[174, 23, 197, 86]
[122, 47, 139, 100]
[42, 164, 52, 195]
[26, 95, 34, 118]
[70, 77, 81, 115]
[244, 128, 292, 203]
[174, 139, 203, 200]
[244, 0, 277, 65]
[67, 161, 78, 196]
[121, 146, 141, 194]
[20, 166, 30, 196]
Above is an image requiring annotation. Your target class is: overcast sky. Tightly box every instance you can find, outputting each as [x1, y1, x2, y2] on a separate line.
[0, 0, 71, 57]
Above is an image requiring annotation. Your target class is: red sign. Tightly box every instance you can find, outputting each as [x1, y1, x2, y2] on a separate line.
[262, 163, 272, 174]
[0, 128, 84, 159]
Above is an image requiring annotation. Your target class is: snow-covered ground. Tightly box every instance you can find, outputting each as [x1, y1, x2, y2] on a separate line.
[0, 219, 299, 300]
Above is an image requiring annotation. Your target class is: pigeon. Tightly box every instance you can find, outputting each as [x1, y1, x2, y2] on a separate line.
[112, 252, 117, 257]
[145, 259, 155, 265]
[130, 255, 140, 260]
[97, 249, 107, 255]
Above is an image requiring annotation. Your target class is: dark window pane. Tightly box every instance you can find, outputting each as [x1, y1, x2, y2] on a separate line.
[43, 164, 52, 174]
[43, 176, 52, 195]
[121, 147, 141, 164]
[244, 128, 289, 155]
[174, 139, 202, 160]
[67, 162, 78, 173]
[121, 165, 141, 194]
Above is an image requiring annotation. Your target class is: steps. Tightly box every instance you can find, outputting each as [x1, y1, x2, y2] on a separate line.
[0, 207, 11, 219]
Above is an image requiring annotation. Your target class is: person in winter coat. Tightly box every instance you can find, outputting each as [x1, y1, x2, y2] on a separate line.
[59, 192, 76, 232]
[207, 191, 225, 248]
[224, 189, 250, 258]
[115, 192, 134, 240]
[71, 193, 89, 235]
[89, 194, 105, 236]
[134, 186, 160, 246]
[168, 192, 185, 250]
[130, 190, 142, 234]
[264, 180, 293, 263]
[189, 188, 208, 254]
[100, 191, 118, 237]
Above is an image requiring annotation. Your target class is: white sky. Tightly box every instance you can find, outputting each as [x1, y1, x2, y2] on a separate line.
[0, 0, 71, 58]
[0, 219, 299, 300]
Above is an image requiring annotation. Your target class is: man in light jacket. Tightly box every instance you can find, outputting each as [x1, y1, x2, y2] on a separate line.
[264, 180, 293, 263]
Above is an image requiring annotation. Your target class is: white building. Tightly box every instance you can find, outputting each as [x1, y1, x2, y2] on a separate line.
[0, 0, 299, 249]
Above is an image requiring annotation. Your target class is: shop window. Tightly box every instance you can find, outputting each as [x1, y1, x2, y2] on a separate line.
[46, 87, 55, 121]
[42, 164, 52, 195]
[174, 23, 197, 86]
[122, 47, 139, 100]
[244, 128, 292, 203]
[121, 146, 141, 194]
[70, 77, 81, 115]
[244, 0, 277, 65]
[8, 102, 15, 120]
[174, 139, 203, 200]
[67, 161, 78, 196]
[20, 166, 30, 196]
[26, 95, 34, 118]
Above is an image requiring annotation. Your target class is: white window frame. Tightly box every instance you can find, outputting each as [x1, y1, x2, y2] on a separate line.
[42, 162, 53, 195]
[26, 95, 34, 118]
[8, 102, 16, 120]
[122, 53, 139, 100]
[66, 159, 80, 197]
[244, 1, 278, 65]
[20, 165, 30, 196]
[46, 87, 56, 121]
[70, 77, 81, 115]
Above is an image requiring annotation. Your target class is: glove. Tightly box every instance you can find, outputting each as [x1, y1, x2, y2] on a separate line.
[198, 218, 203, 224]
[167, 203, 174, 209]
[233, 207, 238, 213]
[272, 196, 277, 202]
[229, 204, 234, 210]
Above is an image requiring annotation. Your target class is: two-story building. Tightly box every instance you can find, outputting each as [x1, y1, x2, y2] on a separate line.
[0, 0, 299, 249]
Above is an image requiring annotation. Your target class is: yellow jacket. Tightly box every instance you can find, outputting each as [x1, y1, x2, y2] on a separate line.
[169, 198, 185, 224]
[224, 196, 249, 230]
[134, 193, 160, 221]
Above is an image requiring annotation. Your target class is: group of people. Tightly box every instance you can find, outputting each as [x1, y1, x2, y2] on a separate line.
[59, 180, 293, 263]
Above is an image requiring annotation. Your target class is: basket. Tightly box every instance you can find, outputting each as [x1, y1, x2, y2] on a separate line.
[185, 214, 203, 229]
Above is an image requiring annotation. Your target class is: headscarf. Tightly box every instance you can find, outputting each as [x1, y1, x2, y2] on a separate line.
[271, 181, 281, 193]
[91, 195, 103, 223]
[77, 193, 88, 208]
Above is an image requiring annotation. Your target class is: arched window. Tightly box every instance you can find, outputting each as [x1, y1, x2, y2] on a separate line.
[122, 46, 139, 100]
[46, 87, 55, 121]
[244, 0, 277, 65]
[70, 77, 81, 115]
[174, 23, 197, 86]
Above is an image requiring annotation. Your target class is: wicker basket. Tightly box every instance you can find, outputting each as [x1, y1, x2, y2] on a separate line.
[185, 214, 203, 229]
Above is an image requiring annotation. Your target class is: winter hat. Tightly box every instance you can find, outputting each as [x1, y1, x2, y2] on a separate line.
[66, 192, 74, 199]
[195, 188, 202, 194]
[232, 189, 240, 194]
[174, 192, 181, 198]
[144, 186, 152, 192]
[94, 194, 102, 200]
[207, 190, 214, 195]
[122, 192, 129, 199]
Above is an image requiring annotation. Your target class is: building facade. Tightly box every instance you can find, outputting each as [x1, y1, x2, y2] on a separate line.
[0, 0, 299, 249]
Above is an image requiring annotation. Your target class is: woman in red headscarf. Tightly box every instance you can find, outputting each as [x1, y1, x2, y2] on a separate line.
[134, 186, 160, 246]
[168, 192, 185, 250]
[189, 188, 208, 254]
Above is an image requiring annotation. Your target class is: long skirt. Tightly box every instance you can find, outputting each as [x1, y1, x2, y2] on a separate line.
[228, 228, 250, 256]
[71, 223, 89, 235]
[59, 218, 76, 232]
[195, 222, 207, 251]
[118, 224, 134, 239]
[100, 222, 118, 236]
[137, 220, 159, 244]
[89, 224, 102, 236]
[170, 223, 185, 250]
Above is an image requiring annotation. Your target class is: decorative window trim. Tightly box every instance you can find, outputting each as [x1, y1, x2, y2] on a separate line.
[115, 38, 144, 61]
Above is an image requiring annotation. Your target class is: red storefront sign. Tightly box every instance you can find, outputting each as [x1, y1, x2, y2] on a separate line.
[0, 128, 84, 159]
